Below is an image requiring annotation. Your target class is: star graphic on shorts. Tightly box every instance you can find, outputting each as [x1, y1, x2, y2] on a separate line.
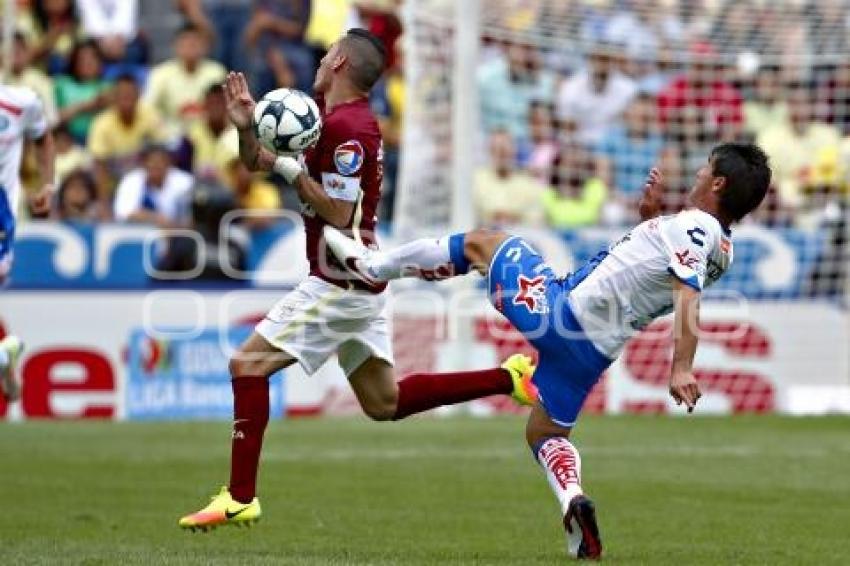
[513, 275, 546, 312]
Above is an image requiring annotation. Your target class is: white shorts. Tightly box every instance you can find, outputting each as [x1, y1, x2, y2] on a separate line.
[255, 276, 394, 377]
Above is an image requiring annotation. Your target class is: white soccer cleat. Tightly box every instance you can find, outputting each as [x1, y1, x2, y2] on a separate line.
[322, 225, 384, 287]
[0, 335, 24, 402]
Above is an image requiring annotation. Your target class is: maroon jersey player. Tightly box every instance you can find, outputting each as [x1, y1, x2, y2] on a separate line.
[179, 29, 537, 531]
[301, 92, 385, 291]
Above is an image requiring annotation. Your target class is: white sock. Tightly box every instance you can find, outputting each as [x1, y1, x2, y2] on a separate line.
[368, 236, 453, 281]
[0, 348, 8, 368]
[536, 437, 584, 515]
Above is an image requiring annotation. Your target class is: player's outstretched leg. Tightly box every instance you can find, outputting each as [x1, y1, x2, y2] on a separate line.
[322, 226, 509, 285]
[391, 353, 538, 419]
[527, 403, 602, 560]
[0, 335, 24, 402]
[349, 354, 538, 422]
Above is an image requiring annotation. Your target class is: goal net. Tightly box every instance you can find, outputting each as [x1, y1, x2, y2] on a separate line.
[392, 0, 850, 415]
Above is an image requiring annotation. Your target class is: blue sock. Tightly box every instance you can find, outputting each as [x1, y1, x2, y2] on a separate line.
[448, 233, 471, 274]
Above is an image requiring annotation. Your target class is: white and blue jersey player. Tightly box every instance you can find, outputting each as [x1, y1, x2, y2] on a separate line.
[324, 142, 772, 560]
[0, 85, 55, 402]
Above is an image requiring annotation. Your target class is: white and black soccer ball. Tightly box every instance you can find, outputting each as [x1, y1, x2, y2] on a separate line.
[252, 88, 322, 155]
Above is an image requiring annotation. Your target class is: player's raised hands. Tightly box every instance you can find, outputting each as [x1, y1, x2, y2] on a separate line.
[223, 72, 256, 131]
[669, 369, 702, 413]
[638, 167, 665, 221]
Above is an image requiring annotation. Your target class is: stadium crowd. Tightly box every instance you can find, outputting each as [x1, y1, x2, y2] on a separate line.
[2, 0, 847, 289]
[4, 0, 402, 227]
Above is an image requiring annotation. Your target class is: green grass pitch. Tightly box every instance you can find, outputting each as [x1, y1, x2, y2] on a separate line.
[1, 415, 849, 565]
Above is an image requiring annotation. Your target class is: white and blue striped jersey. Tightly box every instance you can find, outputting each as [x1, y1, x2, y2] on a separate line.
[568, 209, 733, 358]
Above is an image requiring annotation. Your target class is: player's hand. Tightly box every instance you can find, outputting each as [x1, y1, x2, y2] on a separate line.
[638, 167, 665, 220]
[669, 369, 701, 413]
[29, 184, 55, 216]
[223, 72, 256, 131]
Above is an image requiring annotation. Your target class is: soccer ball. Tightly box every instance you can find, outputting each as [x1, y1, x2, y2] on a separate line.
[253, 88, 322, 155]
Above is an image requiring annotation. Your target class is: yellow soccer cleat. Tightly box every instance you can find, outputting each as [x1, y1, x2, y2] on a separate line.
[0, 336, 24, 402]
[502, 353, 538, 406]
[179, 486, 261, 532]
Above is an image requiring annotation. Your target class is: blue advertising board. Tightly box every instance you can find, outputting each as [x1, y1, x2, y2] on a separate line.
[125, 326, 285, 420]
[9, 220, 837, 299]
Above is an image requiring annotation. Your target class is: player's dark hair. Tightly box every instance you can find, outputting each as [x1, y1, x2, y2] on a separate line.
[339, 28, 387, 92]
[114, 72, 139, 88]
[710, 142, 772, 222]
[175, 22, 203, 39]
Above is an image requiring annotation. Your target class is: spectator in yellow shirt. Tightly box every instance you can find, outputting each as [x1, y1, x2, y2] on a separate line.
[188, 84, 237, 185]
[543, 142, 608, 230]
[743, 65, 789, 136]
[756, 83, 842, 209]
[225, 156, 282, 230]
[474, 129, 546, 227]
[88, 74, 164, 198]
[18, 0, 83, 74]
[144, 23, 226, 130]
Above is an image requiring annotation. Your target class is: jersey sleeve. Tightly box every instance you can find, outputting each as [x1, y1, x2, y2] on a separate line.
[659, 212, 717, 291]
[316, 121, 366, 203]
[23, 93, 48, 140]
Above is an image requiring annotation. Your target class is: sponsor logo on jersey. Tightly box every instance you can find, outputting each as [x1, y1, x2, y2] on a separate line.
[687, 226, 706, 247]
[513, 274, 549, 314]
[334, 140, 365, 175]
[675, 249, 699, 268]
[320, 172, 361, 201]
[720, 237, 731, 254]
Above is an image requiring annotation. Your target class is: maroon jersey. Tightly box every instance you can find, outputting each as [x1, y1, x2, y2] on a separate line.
[302, 97, 385, 293]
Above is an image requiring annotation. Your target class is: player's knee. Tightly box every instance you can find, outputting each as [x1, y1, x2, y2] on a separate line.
[525, 410, 571, 449]
[361, 391, 399, 422]
[229, 355, 256, 380]
[362, 401, 396, 421]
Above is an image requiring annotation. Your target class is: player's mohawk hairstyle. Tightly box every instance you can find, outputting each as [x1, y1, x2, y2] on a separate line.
[346, 28, 387, 59]
[341, 28, 387, 92]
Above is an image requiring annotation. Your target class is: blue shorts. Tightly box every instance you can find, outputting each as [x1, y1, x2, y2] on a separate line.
[488, 236, 611, 427]
[0, 188, 14, 274]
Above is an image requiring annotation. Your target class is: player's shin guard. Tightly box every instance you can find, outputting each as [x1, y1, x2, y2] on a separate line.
[392, 367, 513, 420]
[535, 437, 583, 513]
[228, 376, 270, 504]
[370, 233, 471, 281]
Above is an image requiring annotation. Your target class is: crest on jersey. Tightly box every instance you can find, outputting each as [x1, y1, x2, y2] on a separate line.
[334, 140, 365, 175]
[513, 275, 549, 314]
[720, 237, 731, 254]
[0, 115, 9, 132]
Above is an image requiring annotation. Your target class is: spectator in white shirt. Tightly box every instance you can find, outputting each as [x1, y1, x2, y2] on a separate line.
[75, 0, 147, 65]
[114, 144, 194, 227]
[555, 45, 638, 145]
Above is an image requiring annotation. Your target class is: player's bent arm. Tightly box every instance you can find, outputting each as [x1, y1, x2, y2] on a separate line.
[669, 279, 702, 412]
[274, 156, 354, 228]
